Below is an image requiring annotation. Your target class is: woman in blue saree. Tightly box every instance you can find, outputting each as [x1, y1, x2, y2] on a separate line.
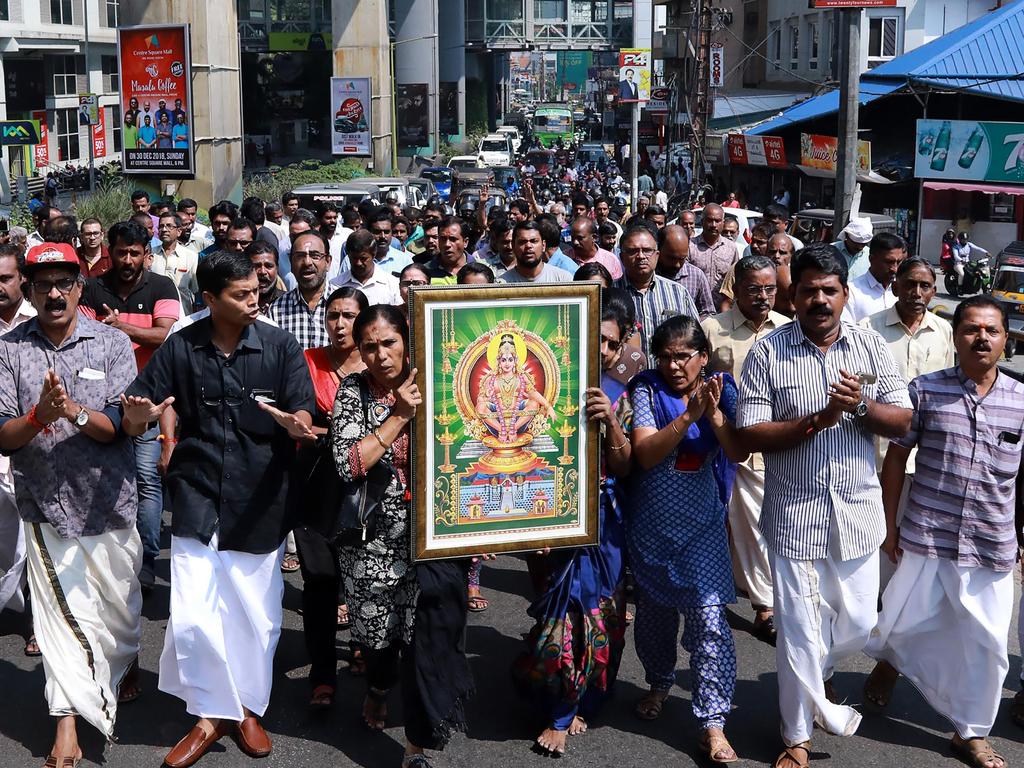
[514, 290, 635, 756]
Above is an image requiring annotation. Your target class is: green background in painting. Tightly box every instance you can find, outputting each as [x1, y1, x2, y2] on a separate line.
[430, 302, 583, 535]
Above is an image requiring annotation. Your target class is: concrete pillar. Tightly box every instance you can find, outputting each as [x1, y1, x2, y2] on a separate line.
[394, 0, 439, 157]
[438, 0, 466, 141]
[122, 0, 243, 207]
[0, 56, 12, 205]
[334, 0, 393, 173]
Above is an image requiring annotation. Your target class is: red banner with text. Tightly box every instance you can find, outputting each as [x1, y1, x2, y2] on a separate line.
[727, 134, 787, 168]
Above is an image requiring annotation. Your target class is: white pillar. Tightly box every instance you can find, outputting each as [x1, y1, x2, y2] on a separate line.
[438, 0, 466, 140]
[394, 0, 440, 157]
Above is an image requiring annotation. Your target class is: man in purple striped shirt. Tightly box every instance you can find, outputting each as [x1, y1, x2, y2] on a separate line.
[865, 295, 1024, 768]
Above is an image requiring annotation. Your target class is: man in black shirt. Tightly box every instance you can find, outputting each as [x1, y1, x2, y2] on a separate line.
[122, 251, 314, 768]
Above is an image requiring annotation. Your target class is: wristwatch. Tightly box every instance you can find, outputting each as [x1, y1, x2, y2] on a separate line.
[854, 399, 869, 418]
[74, 406, 89, 428]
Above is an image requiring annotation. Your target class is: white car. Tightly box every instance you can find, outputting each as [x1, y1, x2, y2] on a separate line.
[688, 206, 763, 246]
[478, 134, 513, 167]
[448, 155, 483, 171]
[496, 125, 522, 154]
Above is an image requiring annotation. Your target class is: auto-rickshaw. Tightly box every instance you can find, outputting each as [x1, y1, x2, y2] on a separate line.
[990, 241, 1024, 356]
[789, 209, 898, 245]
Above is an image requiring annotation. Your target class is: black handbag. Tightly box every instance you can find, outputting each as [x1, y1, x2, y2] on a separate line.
[299, 374, 395, 546]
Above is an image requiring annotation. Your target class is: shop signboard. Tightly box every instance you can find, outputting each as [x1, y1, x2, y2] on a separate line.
[800, 133, 870, 175]
[915, 119, 1024, 183]
[727, 134, 787, 168]
[709, 44, 724, 88]
[812, 1, 896, 7]
[646, 87, 671, 114]
[31, 110, 48, 169]
[0, 120, 42, 146]
[617, 49, 651, 103]
[330, 77, 372, 157]
[117, 24, 195, 175]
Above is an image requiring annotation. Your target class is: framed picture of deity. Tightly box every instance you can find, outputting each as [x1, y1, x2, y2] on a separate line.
[409, 283, 601, 561]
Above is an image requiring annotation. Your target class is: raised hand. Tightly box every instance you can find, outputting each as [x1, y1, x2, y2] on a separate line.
[101, 304, 122, 328]
[394, 368, 422, 421]
[683, 380, 708, 424]
[258, 401, 316, 442]
[120, 394, 176, 426]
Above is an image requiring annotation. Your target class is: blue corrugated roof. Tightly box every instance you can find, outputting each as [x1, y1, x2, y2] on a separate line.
[748, 0, 1024, 136]
[748, 81, 902, 135]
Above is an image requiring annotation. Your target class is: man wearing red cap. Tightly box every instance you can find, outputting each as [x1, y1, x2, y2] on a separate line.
[0, 242, 142, 764]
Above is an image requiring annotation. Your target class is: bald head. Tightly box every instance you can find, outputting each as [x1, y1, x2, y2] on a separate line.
[656, 224, 690, 277]
[766, 233, 795, 266]
[570, 216, 599, 259]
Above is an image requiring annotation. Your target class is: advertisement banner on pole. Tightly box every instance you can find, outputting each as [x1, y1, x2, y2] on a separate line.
[914, 119, 1024, 183]
[727, 134, 787, 168]
[709, 44, 725, 89]
[92, 107, 107, 159]
[78, 94, 98, 127]
[813, 1, 897, 7]
[800, 133, 871, 175]
[117, 24, 195, 176]
[330, 77, 372, 157]
[617, 49, 651, 103]
[31, 110, 48, 169]
[396, 84, 430, 150]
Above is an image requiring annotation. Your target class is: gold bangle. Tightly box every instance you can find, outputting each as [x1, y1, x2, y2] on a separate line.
[609, 440, 627, 451]
[371, 428, 388, 450]
[670, 418, 682, 436]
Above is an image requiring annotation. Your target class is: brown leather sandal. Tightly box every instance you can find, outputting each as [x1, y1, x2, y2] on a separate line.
[773, 741, 811, 768]
[950, 734, 1005, 768]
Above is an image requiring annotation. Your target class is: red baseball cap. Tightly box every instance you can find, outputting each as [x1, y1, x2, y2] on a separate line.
[24, 242, 81, 276]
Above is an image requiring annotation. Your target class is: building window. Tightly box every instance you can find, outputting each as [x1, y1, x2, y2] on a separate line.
[868, 16, 899, 65]
[102, 55, 119, 92]
[0, 0, 9, 21]
[55, 107, 80, 162]
[50, 0, 73, 24]
[105, 0, 118, 27]
[52, 55, 79, 96]
[808, 20, 819, 70]
[111, 105, 122, 152]
[769, 22, 781, 66]
[535, 0, 566, 20]
[788, 20, 799, 69]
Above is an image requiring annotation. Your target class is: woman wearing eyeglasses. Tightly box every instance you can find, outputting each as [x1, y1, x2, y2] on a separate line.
[514, 289, 635, 757]
[397, 263, 431, 317]
[626, 314, 748, 765]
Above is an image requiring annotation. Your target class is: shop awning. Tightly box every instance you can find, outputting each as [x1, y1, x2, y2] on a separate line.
[923, 180, 1024, 196]
[747, 82, 903, 136]
[796, 164, 896, 185]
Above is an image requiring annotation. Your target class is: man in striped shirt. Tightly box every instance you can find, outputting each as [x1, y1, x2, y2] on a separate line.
[737, 243, 911, 768]
[864, 296, 1023, 768]
[613, 224, 698, 364]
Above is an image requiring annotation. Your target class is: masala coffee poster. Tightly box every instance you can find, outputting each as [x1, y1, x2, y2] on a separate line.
[117, 24, 195, 176]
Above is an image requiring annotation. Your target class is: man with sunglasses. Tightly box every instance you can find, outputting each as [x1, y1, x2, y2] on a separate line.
[0, 242, 142, 763]
[702, 255, 791, 644]
[80, 220, 181, 594]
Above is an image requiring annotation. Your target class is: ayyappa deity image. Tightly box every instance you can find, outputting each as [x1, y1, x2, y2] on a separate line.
[475, 331, 558, 445]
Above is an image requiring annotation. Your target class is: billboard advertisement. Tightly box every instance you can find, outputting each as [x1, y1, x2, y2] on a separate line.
[813, 1, 896, 7]
[330, 77, 372, 157]
[78, 94, 98, 126]
[396, 84, 430, 150]
[617, 49, 651, 103]
[439, 82, 459, 136]
[117, 24, 195, 176]
[800, 133, 871, 175]
[915, 119, 1024, 183]
[93, 108, 107, 158]
[31, 110, 48, 169]
[728, 134, 787, 168]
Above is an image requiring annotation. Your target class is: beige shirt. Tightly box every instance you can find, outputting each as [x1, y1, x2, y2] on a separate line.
[702, 306, 791, 471]
[859, 305, 954, 471]
[151, 243, 200, 314]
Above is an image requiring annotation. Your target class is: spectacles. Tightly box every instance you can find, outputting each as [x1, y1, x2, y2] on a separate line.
[656, 350, 699, 365]
[621, 246, 657, 257]
[744, 285, 778, 296]
[32, 278, 77, 295]
[293, 249, 327, 262]
[201, 386, 244, 407]
[400, 279, 428, 288]
[81, 230, 102, 238]
[600, 334, 622, 352]
[225, 238, 253, 248]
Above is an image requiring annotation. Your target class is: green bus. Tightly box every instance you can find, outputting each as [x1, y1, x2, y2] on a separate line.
[531, 104, 573, 148]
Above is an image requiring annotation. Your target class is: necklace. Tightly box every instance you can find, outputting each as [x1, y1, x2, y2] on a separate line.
[327, 345, 361, 378]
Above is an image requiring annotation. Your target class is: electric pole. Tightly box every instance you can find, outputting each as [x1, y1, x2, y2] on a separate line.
[834, 8, 861, 227]
[691, 0, 713, 191]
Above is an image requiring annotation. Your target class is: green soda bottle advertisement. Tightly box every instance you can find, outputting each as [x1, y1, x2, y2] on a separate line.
[958, 126, 985, 169]
[930, 121, 951, 171]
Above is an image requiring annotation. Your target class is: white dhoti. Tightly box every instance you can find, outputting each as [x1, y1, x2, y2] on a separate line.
[867, 550, 1013, 739]
[877, 474, 912, 592]
[728, 463, 773, 609]
[159, 533, 284, 721]
[770, 539, 879, 746]
[0, 478, 26, 612]
[24, 522, 142, 740]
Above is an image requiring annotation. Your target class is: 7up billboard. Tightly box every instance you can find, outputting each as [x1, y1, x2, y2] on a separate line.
[915, 119, 1024, 183]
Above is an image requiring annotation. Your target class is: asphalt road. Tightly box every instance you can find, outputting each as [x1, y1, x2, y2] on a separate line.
[0, 546, 1022, 768]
